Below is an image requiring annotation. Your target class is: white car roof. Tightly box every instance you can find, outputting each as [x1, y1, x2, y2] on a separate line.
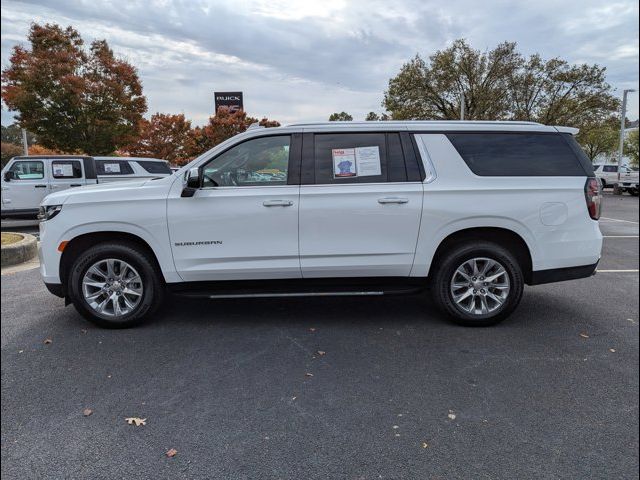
[93, 156, 168, 162]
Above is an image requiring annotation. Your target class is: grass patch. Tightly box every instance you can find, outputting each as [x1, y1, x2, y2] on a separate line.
[1, 232, 24, 246]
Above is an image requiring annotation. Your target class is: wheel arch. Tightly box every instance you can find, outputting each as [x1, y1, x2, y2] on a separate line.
[427, 227, 534, 284]
[59, 231, 167, 294]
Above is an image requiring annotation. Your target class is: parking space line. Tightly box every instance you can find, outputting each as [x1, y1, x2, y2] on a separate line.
[596, 269, 639, 273]
[603, 235, 639, 238]
[600, 217, 639, 224]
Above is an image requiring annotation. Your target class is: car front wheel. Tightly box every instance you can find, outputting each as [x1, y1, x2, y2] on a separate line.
[67, 242, 164, 328]
[431, 241, 524, 326]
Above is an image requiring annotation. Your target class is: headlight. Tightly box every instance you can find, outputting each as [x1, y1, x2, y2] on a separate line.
[38, 205, 63, 221]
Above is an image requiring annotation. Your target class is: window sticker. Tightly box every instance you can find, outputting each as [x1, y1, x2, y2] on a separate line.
[332, 146, 381, 178]
[53, 163, 74, 177]
[355, 146, 381, 177]
[332, 148, 357, 177]
[104, 163, 121, 173]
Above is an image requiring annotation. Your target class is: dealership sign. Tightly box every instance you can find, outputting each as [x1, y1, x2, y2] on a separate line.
[214, 92, 244, 112]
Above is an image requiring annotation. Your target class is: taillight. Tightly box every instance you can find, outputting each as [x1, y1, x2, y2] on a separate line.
[585, 178, 601, 220]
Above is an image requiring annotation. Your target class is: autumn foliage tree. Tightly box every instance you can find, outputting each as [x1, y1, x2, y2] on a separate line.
[1, 23, 146, 155]
[123, 113, 196, 164]
[191, 107, 280, 156]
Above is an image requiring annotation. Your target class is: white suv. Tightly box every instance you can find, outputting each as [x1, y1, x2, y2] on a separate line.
[38, 121, 603, 328]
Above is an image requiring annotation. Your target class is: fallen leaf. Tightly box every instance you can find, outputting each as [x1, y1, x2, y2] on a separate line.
[316, 350, 326, 356]
[392, 425, 399, 429]
[83, 409, 93, 417]
[304, 373, 314, 377]
[308, 328, 316, 332]
[81, 329, 88, 334]
[291, 396, 297, 401]
[394, 433, 401, 437]
[125, 417, 146, 426]
[18, 350, 24, 354]
[421, 442, 429, 449]
[447, 410, 456, 420]
[609, 348, 616, 353]
[166, 448, 177, 458]
[43, 338, 52, 345]
[579, 333, 589, 339]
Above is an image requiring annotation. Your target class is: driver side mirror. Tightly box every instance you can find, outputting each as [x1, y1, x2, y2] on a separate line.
[181, 167, 201, 198]
[3, 170, 15, 182]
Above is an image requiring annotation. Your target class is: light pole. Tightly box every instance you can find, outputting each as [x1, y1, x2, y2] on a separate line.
[460, 92, 465, 120]
[617, 89, 636, 169]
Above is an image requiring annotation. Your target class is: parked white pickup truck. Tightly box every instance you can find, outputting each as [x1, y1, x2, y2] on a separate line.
[616, 166, 639, 196]
[1, 155, 173, 217]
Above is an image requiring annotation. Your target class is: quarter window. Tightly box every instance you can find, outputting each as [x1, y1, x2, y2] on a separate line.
[9, 161, 44, 180]
[52, 160, 82, 178]
[447, 133, 587, 176]
[202, 135, 290, 187]
[136, 161, 172, 174]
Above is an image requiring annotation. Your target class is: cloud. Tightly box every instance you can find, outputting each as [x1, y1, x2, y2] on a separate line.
[2, 0, 638, 126]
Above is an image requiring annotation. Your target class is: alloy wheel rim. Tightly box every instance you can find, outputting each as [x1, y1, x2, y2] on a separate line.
[450, 257, 510, 316]
[81, 258, 143, 317]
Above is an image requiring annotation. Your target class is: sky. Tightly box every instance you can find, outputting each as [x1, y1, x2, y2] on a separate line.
[1, 0, 639, 126]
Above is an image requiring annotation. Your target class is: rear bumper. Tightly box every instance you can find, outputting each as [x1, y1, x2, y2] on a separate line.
[528, 261, 599, 286]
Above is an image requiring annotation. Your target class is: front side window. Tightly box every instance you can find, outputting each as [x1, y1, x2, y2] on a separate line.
[52, 160, 82, 178]
[202, 135, 290, 187]
[9, 161, 44, 180]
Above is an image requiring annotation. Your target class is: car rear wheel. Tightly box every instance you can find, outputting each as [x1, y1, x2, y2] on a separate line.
[67, 242, 164, 328]
[431, 241, 524, 326]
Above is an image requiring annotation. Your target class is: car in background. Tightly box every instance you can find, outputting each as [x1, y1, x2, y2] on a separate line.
[617, 165, 639, 196]
[94, 157, 172, 183]
[1, 155, 172, 218]
[593, 164, 619, 188]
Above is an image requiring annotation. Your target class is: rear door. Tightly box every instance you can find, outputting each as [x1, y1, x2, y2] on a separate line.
[298, 131, 423, 277]
[49, 159, 88, 193]
[1, 159, 48, 212]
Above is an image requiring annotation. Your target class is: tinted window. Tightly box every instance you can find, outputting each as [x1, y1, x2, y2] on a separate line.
[447, 133, 587, 176]
[136, 160, 172, 174]
[9, 161, 44, 180]
[52, 160, 82, 178]
[202, 135, 290, 187]
[314, 133, 390, 184]
[96, 160, 134, 175]
[603, 165, 618, 172]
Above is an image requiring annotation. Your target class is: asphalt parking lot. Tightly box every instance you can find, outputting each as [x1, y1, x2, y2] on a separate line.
[1, 192, 638, 479]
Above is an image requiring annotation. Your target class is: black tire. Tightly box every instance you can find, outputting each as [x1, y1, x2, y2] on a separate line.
[67, 242, 164, 328]
[430, 241, 524, 327]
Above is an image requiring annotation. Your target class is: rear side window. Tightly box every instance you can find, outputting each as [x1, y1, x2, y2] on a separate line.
[95, 160, 134, 175]
[447, 133, 588, 176]
[52, 160, 82, 178]
[603, 165, 618, 172]
[136, 160, 172, 174]
[313, 133, 412, 184]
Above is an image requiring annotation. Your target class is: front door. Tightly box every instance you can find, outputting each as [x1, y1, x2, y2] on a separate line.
[168, 134, 301, 282]
[299, 132, 424, 277]
[1, 159, 48, 213]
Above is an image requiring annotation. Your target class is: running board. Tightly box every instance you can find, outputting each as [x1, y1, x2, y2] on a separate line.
[184, 291, 386, 300]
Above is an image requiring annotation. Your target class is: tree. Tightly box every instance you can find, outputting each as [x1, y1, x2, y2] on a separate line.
[576, 117, 619, 162]
[383, 39, 619, 127]
[328, 112, 353, 121]
[123, 113, 197, 164]
[1, 142, 22, 167]
[365, 112, 389, 121]
[1, 23, 146, 155]
[1, 124, 37, 146]
[625, 129, 639, 167]
[190, 107, 280, 157]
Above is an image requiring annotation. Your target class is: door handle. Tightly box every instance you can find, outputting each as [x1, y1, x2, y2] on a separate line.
[378, 197, 409, 204]
[263, 200, 294, 207]
[34, 184, 47, 188]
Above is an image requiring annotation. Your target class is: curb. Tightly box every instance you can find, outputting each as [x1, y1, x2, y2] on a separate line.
[1, 232, 38, 267]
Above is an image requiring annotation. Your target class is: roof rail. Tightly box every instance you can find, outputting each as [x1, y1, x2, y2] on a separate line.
[285, 120, 543, 127]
